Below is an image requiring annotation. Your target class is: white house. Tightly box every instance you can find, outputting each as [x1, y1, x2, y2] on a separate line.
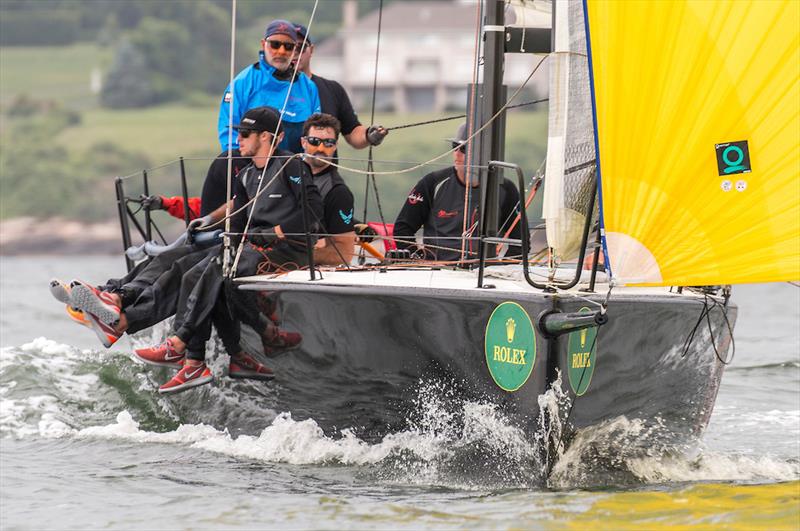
[313, 0, 550, 113]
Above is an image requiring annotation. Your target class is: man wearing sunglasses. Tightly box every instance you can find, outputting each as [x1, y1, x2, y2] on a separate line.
[293, 24, 388, 151]
[300, 113, 357, 266]
[218, 19, 320, 155]
[70, 107, 323, 392]
[393, 123, 523, 264]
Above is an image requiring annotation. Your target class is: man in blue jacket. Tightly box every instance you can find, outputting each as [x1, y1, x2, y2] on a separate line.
[218, 19, 320, 154]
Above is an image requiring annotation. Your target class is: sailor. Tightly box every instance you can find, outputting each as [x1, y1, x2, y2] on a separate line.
[128, 112, 360, 392]
[219, 19, 320, 155]
[129, 106, 325, 393]
[293, 23, 388, 150]
[137, 20, 321, 225]
[61, 108, 311, 360]
[392, 123, 524, 263]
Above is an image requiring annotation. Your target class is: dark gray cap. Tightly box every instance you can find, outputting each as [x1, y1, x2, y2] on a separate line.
[446, 122, 468, 145]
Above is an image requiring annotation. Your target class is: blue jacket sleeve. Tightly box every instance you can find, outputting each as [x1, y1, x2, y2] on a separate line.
[309, 80, 321, 115]
[218, 73, 249, 151]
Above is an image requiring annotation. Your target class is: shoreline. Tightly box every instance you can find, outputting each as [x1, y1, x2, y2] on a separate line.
[1, 217, 129, 255]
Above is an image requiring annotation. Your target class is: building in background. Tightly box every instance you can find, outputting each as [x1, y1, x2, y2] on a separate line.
[313, 0, 549, 113]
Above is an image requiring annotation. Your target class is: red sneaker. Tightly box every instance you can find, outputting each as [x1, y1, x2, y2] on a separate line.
[262, 327, 302, 356]
[134, 339, 185, 369]
[69, 281, 121, 327]
[158, 362, 213, 394]
[229, 352, 274, 381]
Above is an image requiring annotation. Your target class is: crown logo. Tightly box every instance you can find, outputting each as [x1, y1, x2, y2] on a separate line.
[580, 328, 587, 348]
[506, 318, 516, 343]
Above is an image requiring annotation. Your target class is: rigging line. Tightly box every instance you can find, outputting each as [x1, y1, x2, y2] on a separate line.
[360, 0, 385, 262]
[309, 54, 549, 178]
[230, 1, 319, 277]
[461, 0, 483, 264]
[384, 98, 549, 131]
[788, 281, 800, 288]
[117, 159, 182, 180]
[223, 0, 238, 277]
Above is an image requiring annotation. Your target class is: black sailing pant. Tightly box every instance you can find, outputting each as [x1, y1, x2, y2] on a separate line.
[174, 242, 308, 362]
[101, 245, 218, 335]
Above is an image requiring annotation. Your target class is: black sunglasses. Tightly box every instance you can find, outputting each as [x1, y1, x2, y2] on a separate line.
[239, 129, 266, 139]
[266, 39, 296, 52]
[305, 136, 337, 148]
[452, 142, 466, 154]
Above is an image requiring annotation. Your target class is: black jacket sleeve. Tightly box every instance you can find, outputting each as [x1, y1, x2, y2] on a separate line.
[393, 173, 437, 250]
[331, 81, 361, 136]
[201, 150, 250, 216]
[323, 185, 356, 235]
[227, 173, 250, 246]
[280, 159, 323, 238]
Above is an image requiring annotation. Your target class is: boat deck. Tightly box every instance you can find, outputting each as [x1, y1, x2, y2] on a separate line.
[236, 264, 705, 301]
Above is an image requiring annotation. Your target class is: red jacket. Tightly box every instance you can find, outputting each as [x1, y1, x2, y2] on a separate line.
[161, 196, 202, 221]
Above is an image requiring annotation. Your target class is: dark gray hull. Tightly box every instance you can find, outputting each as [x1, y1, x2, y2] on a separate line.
[238, 279, 736, 452]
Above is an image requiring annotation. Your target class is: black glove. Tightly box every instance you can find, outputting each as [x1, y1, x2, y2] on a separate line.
[354, 223, 378, 242]
[366, 125, 388, 146]
[248, 227, 279, 247]
[186, 215, 212, 244]
[140, 194, 164, 211]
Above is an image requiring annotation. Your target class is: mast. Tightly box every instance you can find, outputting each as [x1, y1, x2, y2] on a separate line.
[472, 0, 507, 260]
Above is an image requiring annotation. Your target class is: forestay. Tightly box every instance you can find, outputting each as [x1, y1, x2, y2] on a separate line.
[586, 0, 800, 286]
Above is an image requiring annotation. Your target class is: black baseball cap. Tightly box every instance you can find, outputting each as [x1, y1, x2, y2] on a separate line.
[232, 106, 282, 134]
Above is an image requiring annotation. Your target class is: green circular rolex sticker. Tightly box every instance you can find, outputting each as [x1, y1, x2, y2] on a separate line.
[484, 302, 536, 392]
[567, 307, 598, 396]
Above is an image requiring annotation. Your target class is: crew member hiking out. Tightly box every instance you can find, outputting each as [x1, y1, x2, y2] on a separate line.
[129, 106, 324, 394]
[134, 112, 357, 393]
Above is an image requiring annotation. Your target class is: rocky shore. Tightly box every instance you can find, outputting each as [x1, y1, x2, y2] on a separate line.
[1, 217, 126, 255]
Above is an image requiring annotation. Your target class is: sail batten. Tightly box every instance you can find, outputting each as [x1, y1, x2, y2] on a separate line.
[585, 0, 800, 286]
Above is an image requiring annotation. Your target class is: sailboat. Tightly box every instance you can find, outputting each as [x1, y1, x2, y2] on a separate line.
[116, 0, 799, 465]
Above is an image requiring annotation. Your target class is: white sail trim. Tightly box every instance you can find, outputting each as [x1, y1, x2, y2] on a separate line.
[605, 232, 663, 285]
[542, 3, 570, 254]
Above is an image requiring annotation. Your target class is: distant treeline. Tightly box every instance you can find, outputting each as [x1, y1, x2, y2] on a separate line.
[0, 0, 410, 109]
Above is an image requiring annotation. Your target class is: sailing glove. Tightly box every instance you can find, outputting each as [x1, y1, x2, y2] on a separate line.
[366, 125, 388, 146]
[354, 223, 378, 242]
[248, 227, 279, 248]
[140, 194, 164, 211]
[186, 215, 213, 244]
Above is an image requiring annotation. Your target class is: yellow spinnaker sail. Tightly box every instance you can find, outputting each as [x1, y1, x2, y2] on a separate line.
[586, 0, 799, 286]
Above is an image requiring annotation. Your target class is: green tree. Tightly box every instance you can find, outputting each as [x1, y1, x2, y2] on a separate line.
[100, 40, 157, 109]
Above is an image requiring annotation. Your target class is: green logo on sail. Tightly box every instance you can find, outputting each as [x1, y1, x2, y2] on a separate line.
[715, 140, 751, 176]
[484, 302, 536, 392]
[567, 307, 598, 396]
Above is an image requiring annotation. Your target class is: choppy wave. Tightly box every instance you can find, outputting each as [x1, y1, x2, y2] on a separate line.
[2, 337, 798, 490]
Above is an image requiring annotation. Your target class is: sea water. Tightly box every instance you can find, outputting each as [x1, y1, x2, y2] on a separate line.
[1, 255, 798, 529]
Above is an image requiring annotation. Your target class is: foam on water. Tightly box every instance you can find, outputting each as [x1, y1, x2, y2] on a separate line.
[2, 336, 798, 490]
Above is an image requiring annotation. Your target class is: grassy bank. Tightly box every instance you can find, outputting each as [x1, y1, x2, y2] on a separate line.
[1, 42, 548, 225]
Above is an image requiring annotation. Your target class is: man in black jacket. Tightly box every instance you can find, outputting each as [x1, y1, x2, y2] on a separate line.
[75, 107, 324, 393]
[393, 123, 523, 264]
[293, 23, 387, 150]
